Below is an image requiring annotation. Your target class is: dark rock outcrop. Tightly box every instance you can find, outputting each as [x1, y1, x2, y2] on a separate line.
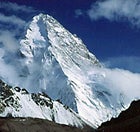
[97, 100, 140, 132]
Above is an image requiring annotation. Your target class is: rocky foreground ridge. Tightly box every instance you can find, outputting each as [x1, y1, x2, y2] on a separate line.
[0, 117, 94, 132]
[97, 100, 140, 132]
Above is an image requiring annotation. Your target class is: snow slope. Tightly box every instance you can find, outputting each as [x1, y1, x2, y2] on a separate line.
[0, 13, 140, 128]
[0, 80, 86, 127]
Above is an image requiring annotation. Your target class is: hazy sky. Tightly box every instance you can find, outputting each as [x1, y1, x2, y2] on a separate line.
[0, 0, 140, 72]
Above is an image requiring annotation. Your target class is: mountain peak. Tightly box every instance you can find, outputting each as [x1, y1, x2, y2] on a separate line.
[21, 13, 100, 66]
[33, 13, 52, 20]
[18, 13, 105, 127]
[0, 13, 134, 128]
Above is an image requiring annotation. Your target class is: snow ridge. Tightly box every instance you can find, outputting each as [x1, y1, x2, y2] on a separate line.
[0, 80, 86, 127]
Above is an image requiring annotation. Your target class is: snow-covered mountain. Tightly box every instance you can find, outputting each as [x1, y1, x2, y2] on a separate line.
[0, 13, 140, 128]
[0, 79, 86, 127]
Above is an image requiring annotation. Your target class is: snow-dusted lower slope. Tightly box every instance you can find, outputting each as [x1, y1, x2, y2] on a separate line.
[0, 13, 140, 128]
[0, 79, 86, 127]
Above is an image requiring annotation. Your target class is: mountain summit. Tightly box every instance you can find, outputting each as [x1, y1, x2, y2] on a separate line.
[19, 14, 102, 127]
[0, 13, 139, 128]
[18, 14, 124, 127]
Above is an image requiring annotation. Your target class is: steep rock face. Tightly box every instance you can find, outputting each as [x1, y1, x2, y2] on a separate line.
[0, 80, 86, 127]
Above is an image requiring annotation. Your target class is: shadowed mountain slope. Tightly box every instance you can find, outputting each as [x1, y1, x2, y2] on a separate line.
[97, 100, 140, 132]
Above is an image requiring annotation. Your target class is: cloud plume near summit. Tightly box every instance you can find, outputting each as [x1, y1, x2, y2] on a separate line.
[87, 0, 140, 27]
[0, 2, 37, 87]
[0, 1, 37, 52]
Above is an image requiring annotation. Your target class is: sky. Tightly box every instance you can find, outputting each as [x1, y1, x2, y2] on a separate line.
[0, 0, 140, 73]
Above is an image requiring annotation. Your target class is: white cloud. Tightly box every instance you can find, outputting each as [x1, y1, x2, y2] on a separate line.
[0, 2, 36, 35]
[0, 13, 25, 54]
[103, 56, 140, 73]
[0, 30, 19, 52]
[87, 0, 140, 27]
[0, 2, 38, 90]
[0, 30, 21, 87]
[0, 55, 19, 85]
[75, 9, 83, 17]
[0, 13, 26, 27]
[0, 1, 35, 13]
[88, 66, 140, 108]
[103, 68, 140, 101]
